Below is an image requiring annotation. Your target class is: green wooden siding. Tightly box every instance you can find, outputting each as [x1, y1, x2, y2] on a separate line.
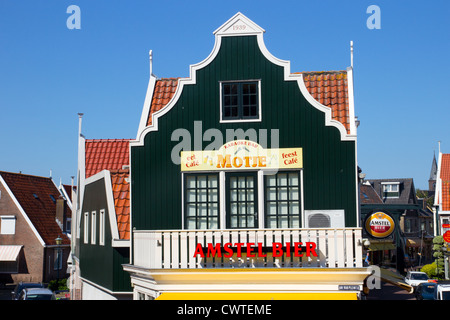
[131, 35, 357, 230]
[80, 178, 132, 293]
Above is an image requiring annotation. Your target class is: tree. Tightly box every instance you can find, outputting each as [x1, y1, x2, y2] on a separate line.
[416, 189, 434, 208]
[421, 262, 438, 278]
[433, 236, 445, 279]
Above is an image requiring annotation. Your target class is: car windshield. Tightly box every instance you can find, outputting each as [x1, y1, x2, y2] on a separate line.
[411, 273, 428, 280]
[26, 294, 53, 300]
[422, 285, 436, 294]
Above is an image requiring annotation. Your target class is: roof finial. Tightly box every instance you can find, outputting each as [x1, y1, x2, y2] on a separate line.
[149, 50, 153, 76]
[439, 140, 441, 154]
[350, 41, 354, 68]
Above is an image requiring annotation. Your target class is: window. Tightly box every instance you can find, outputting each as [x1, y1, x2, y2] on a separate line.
[91, 211, 97, 244]
[265, 172, 301, 228]
[221, 81, 260, 121]
[184, 174, 219, 229]
[54, 248, 62, 270]
[182, 170, 304, 230]
[382, 183, 400, 198]
[83, 212, 89, 244]
[227, 172, 258, 229]
[99, 210, 105, 246]
[0, 216, 16, 235]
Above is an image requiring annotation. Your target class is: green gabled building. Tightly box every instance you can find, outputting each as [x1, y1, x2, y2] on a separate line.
[123, 13, 370, 300]
[71, 138, 132, 300]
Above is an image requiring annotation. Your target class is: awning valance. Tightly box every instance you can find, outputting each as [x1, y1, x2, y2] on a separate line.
[0, 245, 22, 261]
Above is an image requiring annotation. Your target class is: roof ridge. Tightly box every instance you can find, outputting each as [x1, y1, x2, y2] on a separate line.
[86, 138, 132, 142]
[0, 171, 53, 181]
[293, 70, 348, 74]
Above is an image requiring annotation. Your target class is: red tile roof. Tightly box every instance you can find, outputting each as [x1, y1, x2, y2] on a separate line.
[0, 171, 70, 246]
[146, 78, 179, 126]
[110, 169, 130, 240]
[84, 139, 131, 240]
[143, 72, 350, 133]
[300, 71, 350, 134]
[440, 154, 450, 211]
[85, 139, 130, 178]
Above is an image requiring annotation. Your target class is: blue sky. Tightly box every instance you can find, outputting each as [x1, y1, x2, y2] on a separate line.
[0, 1, 449, 190]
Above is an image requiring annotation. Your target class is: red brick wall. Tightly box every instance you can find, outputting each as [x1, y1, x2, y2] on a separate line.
[0, 181, 45, 284]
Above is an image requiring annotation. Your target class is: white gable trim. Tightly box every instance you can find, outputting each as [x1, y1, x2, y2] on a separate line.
[132, 12, 355, 147]
[136, 74, 157, 139]
[0, 175, 46, 247]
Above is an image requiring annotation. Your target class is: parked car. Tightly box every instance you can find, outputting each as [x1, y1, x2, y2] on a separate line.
[436, 284, 450, 300]
[18, 288, 56, 300]
[11, 282, 44, 300]
[404, 271, 429, 288]
[415, 282, 437, 300]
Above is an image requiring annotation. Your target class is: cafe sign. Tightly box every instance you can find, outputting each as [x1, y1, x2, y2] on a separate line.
[181, 140, 302, 172]
[365, 211, 395, 238]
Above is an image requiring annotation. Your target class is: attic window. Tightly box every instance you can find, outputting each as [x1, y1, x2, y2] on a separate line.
[32, 193, 39, 199]
[382, 182, 400, 198]
[220, 81, 261, 122]
[50, 195, 56, 203]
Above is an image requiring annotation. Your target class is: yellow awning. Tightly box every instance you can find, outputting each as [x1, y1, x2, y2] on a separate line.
[156, 292, 358, 300]
[406, 239, 421, 247]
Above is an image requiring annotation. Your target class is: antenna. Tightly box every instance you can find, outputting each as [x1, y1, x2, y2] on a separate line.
[350, 41, 354, 68]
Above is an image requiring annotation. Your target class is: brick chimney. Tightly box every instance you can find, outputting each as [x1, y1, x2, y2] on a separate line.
[56, 195, 67, 232]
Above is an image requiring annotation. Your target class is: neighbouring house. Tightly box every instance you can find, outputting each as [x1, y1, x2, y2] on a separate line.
[0, 171, 71, 284]
[70, 138, 132, 300]
[361, 178, 433, 272]
[434, 151, 450, 236]
[120, 12, 370, 300]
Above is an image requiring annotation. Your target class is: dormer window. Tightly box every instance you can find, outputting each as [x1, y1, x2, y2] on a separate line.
[220, 81, 261, 122]
[382, 182, 400, 198]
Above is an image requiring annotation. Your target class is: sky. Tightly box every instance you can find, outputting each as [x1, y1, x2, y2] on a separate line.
[0, 0, 449, 190]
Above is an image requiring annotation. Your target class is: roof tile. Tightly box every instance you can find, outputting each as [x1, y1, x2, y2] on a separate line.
[440, 154, 450, 211]
[85, 139, 130, 178]
[110, 169, 130, 240]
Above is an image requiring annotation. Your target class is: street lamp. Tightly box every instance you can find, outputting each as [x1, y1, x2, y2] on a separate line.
[55, 235, 62, 281]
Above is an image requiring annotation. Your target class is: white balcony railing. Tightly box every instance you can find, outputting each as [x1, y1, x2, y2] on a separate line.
[133, 228, 363, 270]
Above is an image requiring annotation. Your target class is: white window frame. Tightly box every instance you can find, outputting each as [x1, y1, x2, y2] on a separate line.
[181, 169, 304, 230]
[91, 211, 97, 245]
[381, 182, 400, 198]
[99, 209, 105, 246]
[219, 80, 262, 123]
[0, 216, 16, 235]
[83, 212, 89, 244]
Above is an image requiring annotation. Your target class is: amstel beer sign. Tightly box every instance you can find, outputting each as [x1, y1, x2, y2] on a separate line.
[364, 211, 395, 238]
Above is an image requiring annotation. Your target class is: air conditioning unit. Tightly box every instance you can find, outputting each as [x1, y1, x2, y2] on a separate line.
[304, 210, 345, 228]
